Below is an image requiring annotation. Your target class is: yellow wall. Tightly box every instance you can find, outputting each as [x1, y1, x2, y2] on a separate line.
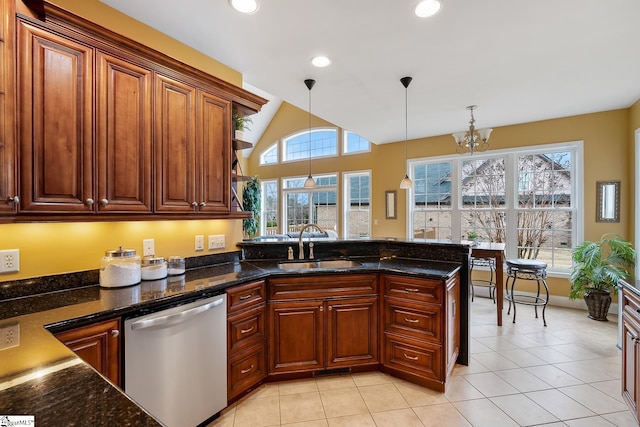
[0, 1, 246, 283]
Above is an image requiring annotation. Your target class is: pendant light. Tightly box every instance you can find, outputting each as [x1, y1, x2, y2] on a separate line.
[303, 78, 316, 188]
[399, 76, 413, 189]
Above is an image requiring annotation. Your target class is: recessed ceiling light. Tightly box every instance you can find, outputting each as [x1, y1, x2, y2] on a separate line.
[414, 0, 442, 18]
[229, 0, 259, 14]
[311, 56, 331, 68]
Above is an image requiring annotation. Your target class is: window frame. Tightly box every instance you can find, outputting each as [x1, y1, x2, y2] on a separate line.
[282, 173, 339, 233]
[342, 170, 372, 238]
[259, 141, 279, 165]
[281, 127, 338, 163]
[260, 179, 279, 235]
[342, 130, 371, 155]
[407, 141, 584, 275]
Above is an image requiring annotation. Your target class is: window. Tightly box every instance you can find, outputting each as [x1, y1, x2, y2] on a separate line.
[343, 171, 371, 238]
[261, 179, 278, 235]
[282, 128, 337, 162]
[260, 142, 278, 165]
[343, 131, 370, 154]
[409, 142, 582, 273]
[283, 174, 337, 233]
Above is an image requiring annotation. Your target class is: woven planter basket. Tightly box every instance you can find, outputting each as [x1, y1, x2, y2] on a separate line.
[584, 289, 612, 321]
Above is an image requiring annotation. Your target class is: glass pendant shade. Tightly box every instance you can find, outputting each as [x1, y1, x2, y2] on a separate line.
[303, 175, 316, 188]
[400, 174, 413, 189]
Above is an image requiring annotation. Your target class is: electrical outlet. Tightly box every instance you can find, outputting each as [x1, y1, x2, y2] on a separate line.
[143, 239, 155, 257]
[0, 322, 20, 350]
[208, 235, 225, 250]
[195, 235, 204, 251]
[0, 249, 19, 273]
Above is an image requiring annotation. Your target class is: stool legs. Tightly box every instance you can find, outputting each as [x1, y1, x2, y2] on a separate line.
[505, 274, 549, 327]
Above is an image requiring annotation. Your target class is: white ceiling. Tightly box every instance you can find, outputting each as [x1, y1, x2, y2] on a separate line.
[101, 0, 640, 146]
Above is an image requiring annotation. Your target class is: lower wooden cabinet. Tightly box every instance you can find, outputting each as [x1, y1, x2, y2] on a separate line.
[268, 274, 379, 377]
[621, 283, 640, 423]
[226, 280, 267, 402]
[54, 318, 121, 387]
[381, 273, 459, 392]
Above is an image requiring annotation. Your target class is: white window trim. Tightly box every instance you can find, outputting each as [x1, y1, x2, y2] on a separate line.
[342, 170, 372, 238]
[260, 179, 279, 235]
[259, 141, 279, 165]
[342, 130, 372, 155]
[406, 141, 584, 275]
[281, 173, 339, 230]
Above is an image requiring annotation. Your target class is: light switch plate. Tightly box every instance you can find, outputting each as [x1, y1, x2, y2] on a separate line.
[195, 235, 204, 251]
[208, 235, 225, 250]
[143, 239, 155, 257]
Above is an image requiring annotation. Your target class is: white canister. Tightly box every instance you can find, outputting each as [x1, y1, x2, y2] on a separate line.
[141, 256, 168, 281]
[100, 247, 141, 288]
[167, 256, 186, 276]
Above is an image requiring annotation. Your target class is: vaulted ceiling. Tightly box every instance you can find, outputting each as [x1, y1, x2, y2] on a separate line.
[102, 0, 640, 147]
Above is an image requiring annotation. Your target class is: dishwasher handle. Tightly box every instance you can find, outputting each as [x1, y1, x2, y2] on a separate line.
[130, 297, 225, 331]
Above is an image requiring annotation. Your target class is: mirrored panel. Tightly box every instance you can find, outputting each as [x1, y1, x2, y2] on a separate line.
[596, 180, 620, 222]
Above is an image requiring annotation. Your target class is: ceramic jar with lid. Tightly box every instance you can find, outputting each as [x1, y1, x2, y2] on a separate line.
[141, 256, 168, 281]
[167, 256, 186, 276]
[100, 247, 141, 288]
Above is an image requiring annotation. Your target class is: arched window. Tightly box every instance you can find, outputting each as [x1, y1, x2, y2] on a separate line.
[260, 142, 278, 165]
[343, 131, 370, 154]
[282, 128, 337, 162]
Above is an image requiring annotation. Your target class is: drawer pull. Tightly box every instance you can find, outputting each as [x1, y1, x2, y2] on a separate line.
[240, 326, 254, 334]
[239, 293, 253, 301]
[240, 365, 254, 374]
[404, 287, 420, 293]
[404, 317, 419, 323]
[403, 353, 419, 361]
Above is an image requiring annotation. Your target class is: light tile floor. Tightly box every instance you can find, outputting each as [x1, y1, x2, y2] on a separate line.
[209, 296, 638, 427]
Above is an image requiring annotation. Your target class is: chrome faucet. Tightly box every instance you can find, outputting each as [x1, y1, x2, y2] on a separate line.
[298, 223, 321, 260]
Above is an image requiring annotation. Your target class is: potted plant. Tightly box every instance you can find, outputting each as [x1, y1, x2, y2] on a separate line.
[569, 233, 635, 321]
[467, 231, 479, 245]
[242, 176, 261, 238]
[232, 110, 252, 140]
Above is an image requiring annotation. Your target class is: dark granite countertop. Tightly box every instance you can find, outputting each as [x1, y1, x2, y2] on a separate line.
[0, 240, 467, 425]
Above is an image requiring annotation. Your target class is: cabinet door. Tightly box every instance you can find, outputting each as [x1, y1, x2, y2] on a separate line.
[197, 90, 231, 213]
[154, 74, 197, 213]
[326, 297, 378, 368]
[17, 20, 94, 213]
[622, 312, 640, 422]
[269, 300, 324, 373]
[0, 0, 16, 214]
[55, 318, 121, 387]
[96, 52, 152, 213]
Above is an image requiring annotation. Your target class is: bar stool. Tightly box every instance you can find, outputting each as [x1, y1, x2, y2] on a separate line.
[470, 257, 496, 303]
[505, 259, 549, 326]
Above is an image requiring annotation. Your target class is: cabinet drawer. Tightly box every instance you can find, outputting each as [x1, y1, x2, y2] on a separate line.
[383, 333, 442, 382]
[269, 274, 377, 300]
[623, 289, 640, 321]
[227, 280, 266, 314]
[228, 343, 267, 400]
[384, 297, 441, 342]
[383, 274, 443, 305]
[228, 303, 266, 355]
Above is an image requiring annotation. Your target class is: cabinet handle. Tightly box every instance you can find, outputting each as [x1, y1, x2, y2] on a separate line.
[328, 305, 332, 311]
[403, 353, 419, 361]
[191, 201, 198, 209]
[239, 293, 253, 300]
[404, 287, 420, 293]
[199, 201, 206, 208]
[240, 326, 254, 334]
[452, 300, 456, 317]
[8, 196, 19, 204]
[319, 306, 324, 312]
[100, 198, 109, 206]
[404, 317, 419, 323]
[240, 365, 254, 374]
[85, 198, 94, 206]
[110, 329, 120, 337]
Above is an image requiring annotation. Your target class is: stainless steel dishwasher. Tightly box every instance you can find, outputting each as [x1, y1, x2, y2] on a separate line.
[124, 293, 227, 427]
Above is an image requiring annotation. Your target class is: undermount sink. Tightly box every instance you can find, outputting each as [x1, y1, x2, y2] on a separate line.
[277, 259, 362, 270]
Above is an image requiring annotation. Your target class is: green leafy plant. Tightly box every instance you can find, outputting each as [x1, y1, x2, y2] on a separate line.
[242, 176, 261, 237]
[468, 231, 478, 239]
[569, 233, 635, 299]
[232, 110, 253, 132]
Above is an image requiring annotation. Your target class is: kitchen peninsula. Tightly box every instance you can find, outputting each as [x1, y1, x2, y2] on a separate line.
[0, 239, 470, 425]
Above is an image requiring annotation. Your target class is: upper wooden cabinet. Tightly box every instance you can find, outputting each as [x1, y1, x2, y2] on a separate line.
[96, 52, 153, 213]
[7, 5, 266, 221]
[17, 20, 94, 213]
[154, 75, 231, 214]
[0, 0, 16, 216]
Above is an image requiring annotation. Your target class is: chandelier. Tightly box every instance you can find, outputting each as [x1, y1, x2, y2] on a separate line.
[452, 105, 493, 155]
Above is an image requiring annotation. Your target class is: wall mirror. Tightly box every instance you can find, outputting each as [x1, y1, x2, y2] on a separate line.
[385, 190, 397, 219]
[596, 180, 620, 222]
